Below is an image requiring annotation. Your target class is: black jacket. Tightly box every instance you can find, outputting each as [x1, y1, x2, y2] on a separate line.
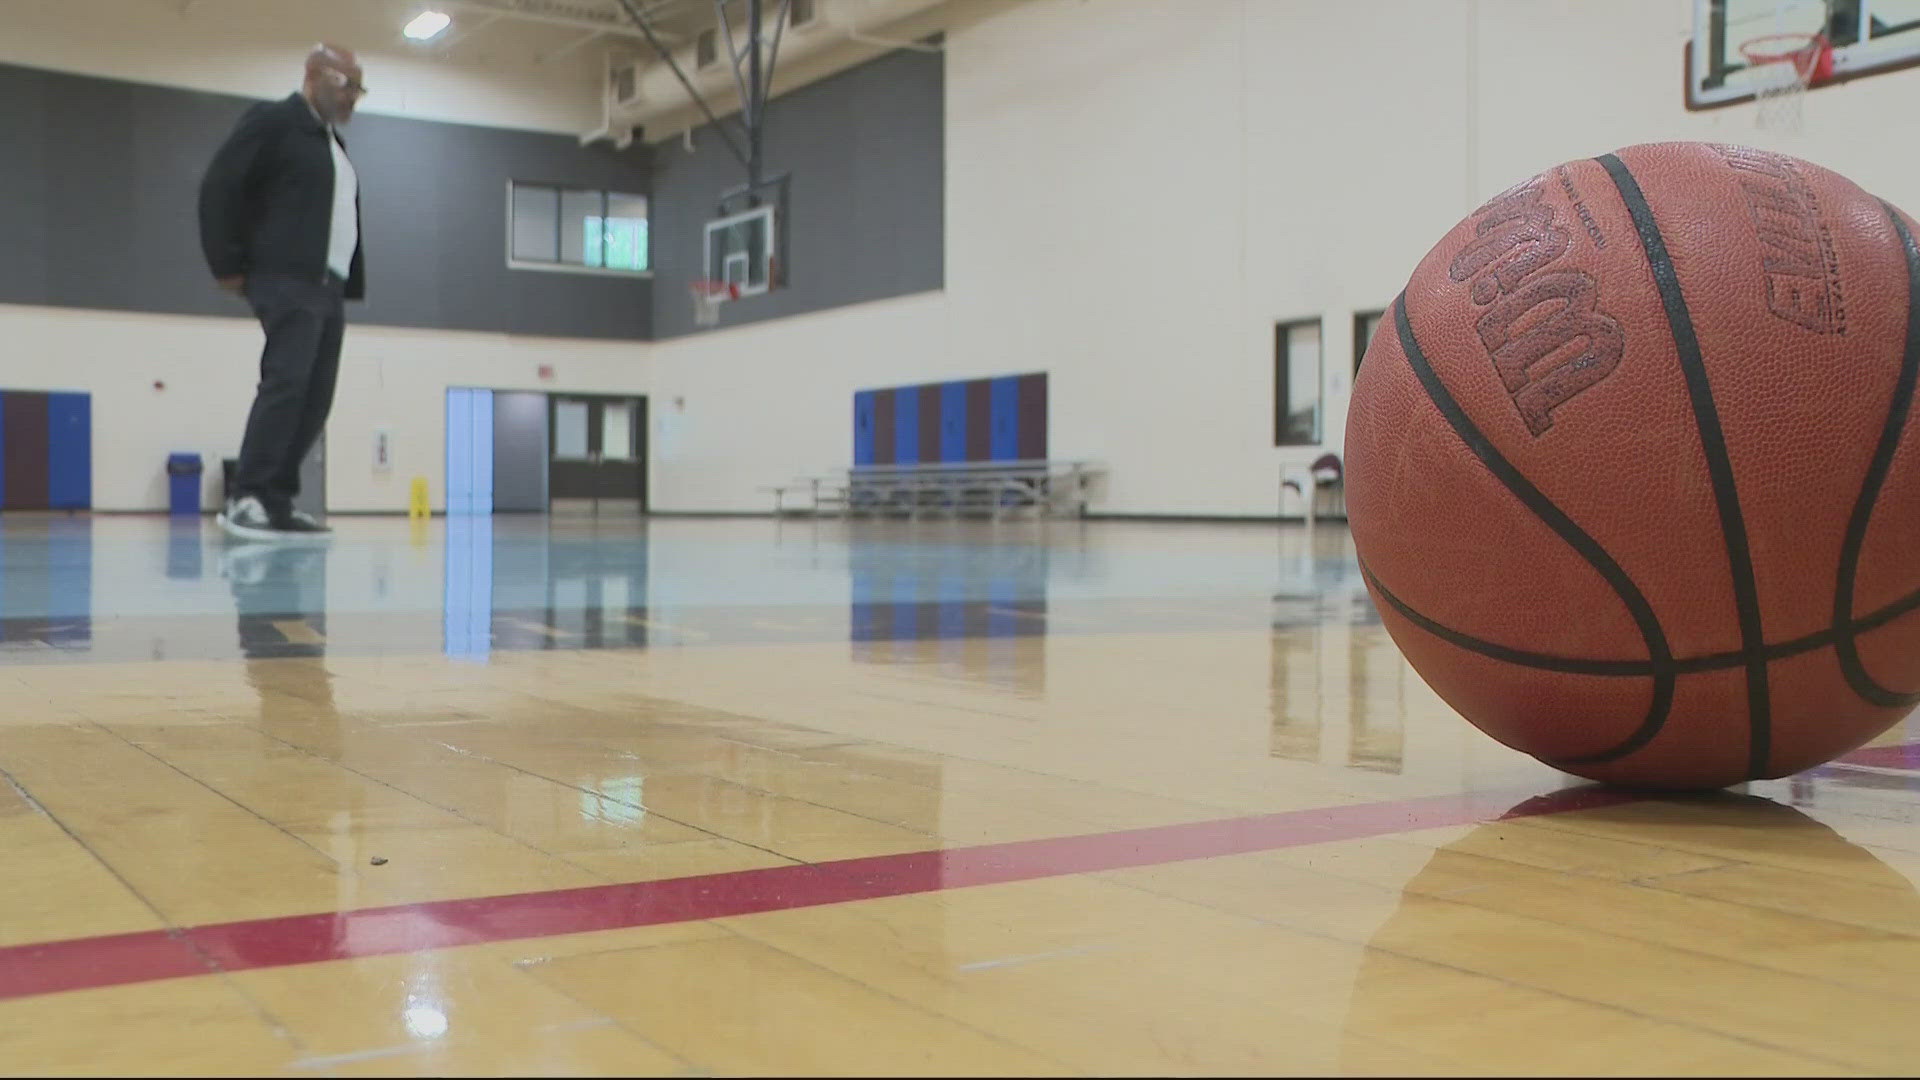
[197, 93, 366, 300]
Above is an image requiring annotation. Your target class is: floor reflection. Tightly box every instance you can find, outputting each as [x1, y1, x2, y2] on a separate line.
[1271, 627, 1413, 774]
[848, 529, 1049, 694]
[1341, 790, 1920, 1072]
[165, 516, 203, 582]
[0, 515, 93, 651]
[443, 515, 652, 658]
[222, 538, 344, 761]
[222, 540, 329, 661]
[0, 517, 1412, 672]
[1782, 718, 1920, 822]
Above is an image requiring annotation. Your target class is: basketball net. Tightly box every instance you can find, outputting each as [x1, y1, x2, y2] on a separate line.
[691, 280, 738, 328]
[1742, 33, 1830, 133]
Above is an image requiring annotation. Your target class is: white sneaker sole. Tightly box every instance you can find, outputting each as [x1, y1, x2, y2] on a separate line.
[216, 513, 332, 544]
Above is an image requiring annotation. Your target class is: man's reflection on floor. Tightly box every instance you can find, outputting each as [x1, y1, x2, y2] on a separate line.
[221, 540, 340, 757]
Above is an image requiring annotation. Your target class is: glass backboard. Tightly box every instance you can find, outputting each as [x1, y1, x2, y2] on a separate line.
[1687, 0, 1920, 107]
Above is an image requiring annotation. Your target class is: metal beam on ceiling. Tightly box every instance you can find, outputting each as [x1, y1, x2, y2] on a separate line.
[439, 0, 691, 43]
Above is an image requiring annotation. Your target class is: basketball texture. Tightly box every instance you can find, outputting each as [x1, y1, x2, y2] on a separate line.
[1346, 141, 1920, 790]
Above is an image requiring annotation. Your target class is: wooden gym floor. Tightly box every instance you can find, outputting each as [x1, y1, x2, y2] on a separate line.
[1, 514, 1916, 1076]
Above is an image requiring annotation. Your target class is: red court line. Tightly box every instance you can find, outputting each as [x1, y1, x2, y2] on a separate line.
[0, 785, 1638, 1003]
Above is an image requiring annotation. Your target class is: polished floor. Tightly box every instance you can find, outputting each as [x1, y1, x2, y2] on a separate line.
[1, 512, 1917, 1076]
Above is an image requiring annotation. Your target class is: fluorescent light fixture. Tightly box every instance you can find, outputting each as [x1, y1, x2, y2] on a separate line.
[404, 11, 451, 40]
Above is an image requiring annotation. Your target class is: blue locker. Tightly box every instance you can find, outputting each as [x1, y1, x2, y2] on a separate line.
[940, 382, 967, 463]
[446, 389, 496, 514]
[894, 385, 920, 464]
[989, 376, 1021, 461]
[853, 390, 877, 466]
[471, 389, 494, 515]
[446, 390, 473, 514]
[47, 393, 91, 510]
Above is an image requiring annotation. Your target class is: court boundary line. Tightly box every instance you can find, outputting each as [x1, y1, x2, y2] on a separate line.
[0, 785, 1643, 1003]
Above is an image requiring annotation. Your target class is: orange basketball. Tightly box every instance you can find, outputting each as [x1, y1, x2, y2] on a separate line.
[1346, 141, 1920, 790]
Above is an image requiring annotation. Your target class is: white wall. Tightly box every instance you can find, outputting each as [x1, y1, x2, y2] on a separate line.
[13, 0, 1920, 516]
[0, 304, 647, 511]
[645, 0, 1920, 517]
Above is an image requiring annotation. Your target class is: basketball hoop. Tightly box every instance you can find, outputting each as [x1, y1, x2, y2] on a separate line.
[690, 279, 738, 328]
[1740, 33, 1832, 133]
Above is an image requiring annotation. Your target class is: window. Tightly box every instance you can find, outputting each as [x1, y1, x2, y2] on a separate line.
[554, 400, 590, 459]
[558, 188, 602, 265]
[598, 192, 649, 273]
[602, 402, 635, 461]
[696, 27, 718, 69]
[789, 0, 817, 27]
[511, 185, 560, 262]
[1275, 318, 1323, 446]
[509, 183, 649, 275]
[1354, 309, 1387, 373]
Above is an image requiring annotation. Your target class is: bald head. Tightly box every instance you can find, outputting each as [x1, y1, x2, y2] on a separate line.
[302, 43, 365, 124]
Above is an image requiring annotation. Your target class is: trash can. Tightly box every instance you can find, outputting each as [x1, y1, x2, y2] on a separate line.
[166, 452, 203, 516]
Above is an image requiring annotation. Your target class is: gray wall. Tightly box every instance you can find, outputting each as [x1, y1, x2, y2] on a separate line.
[648, 44, 944, 338]
[0, 61, 652, 340]
[492, 391, 550, 512]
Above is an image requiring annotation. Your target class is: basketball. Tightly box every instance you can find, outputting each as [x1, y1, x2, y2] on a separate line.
[1346, 141, 1920, 791]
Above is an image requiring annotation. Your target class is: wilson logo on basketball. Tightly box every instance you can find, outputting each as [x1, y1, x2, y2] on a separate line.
[1447, 177, 1625, 436]
[1715, 145, 1848, 335]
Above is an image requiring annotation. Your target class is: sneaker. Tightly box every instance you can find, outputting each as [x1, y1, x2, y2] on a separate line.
[284, 509, 332, 535]
[217, 495, 289, 542]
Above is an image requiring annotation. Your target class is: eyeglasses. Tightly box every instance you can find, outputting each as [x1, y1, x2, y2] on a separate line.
[326, 70, 369, 97]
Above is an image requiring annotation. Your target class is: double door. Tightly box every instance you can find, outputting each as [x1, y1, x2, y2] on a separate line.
[550, 395, 646, 508]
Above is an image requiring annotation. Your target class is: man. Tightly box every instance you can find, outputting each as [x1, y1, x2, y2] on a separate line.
[198, 44, 367, 540]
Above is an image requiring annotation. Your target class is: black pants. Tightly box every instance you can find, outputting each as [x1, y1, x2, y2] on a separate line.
[235, 273, 344, 517]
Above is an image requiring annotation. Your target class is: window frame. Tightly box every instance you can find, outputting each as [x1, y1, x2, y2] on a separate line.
[505, 181, 652, 278]
[1353, 309, 1387, 374]
[1274, 317, 1325, 447]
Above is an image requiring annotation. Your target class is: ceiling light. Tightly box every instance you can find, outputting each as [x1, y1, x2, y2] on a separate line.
[404, 11, 452, 41]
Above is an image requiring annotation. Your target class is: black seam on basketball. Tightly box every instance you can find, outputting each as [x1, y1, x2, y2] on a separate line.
[1362, 561, 1655, 676]
[1597, 153, 1772, 779]
[1833, 202, 1920, 708]
[1365, 558, 1920, 675]
[1389, 296, 1677, 764]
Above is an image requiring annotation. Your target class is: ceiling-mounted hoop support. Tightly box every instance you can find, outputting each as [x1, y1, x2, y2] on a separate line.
[611, 0, 793, 192]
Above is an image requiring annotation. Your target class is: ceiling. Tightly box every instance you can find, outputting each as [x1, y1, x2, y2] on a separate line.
[436, 0, 717, 51]
[162, 0, 729, 65]
[149, 0, 963, 144]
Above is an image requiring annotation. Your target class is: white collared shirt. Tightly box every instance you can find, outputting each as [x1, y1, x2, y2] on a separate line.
[327, 136, 358, 279]
[304, 94, 359, 279]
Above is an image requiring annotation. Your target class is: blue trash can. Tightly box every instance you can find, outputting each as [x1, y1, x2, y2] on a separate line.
[166, 453, 203, 516]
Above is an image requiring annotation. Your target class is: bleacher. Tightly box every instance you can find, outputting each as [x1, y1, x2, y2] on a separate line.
[768, 459, 1100, 520]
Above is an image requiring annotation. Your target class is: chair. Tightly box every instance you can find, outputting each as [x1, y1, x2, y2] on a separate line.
[1282, 452, 1344, 525]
